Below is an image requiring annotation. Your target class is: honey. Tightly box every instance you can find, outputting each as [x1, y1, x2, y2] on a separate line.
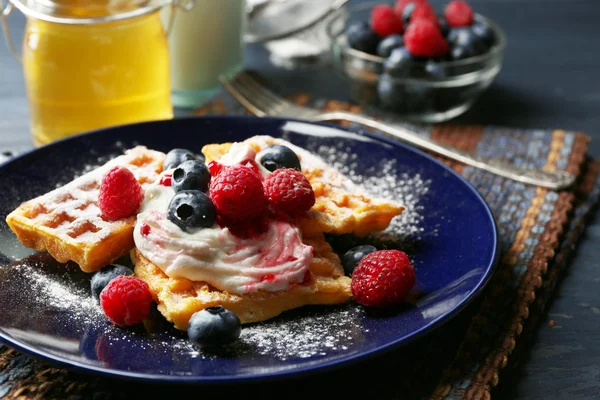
[10, 0, 174, 145]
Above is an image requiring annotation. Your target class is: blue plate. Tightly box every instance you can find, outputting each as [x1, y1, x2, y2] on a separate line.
[0, 116, 498, 383]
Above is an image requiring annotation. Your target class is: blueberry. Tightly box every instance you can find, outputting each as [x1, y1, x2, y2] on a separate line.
[258, 145, 301, 172]
[425, 60, 446, 79]
[403, 81, 435, 112]
[471, 21, 495, 47]
[188, 306, 241, 348]
[401, 2, 416, 25]
[172, 160, 210, 192]
[376, 34, 404, 58]
[438, 17, 450, 37]
[377, 73, 406, 110]
[342, 245, 377, 276]
[346, 21, 380, 55]
[163, 148, 202, 171]
[384, 47, 413, 77]
[90, 264, 134, 300]
[447, 28, 487, 60]
[168, 190, 216, 231]
[450, 43, 483, 60]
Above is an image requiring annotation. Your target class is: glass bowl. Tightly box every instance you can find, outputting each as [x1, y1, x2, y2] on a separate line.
[326, 1, 506, 123]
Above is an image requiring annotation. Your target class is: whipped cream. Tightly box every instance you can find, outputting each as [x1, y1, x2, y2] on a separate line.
[133, 176, 313, 295]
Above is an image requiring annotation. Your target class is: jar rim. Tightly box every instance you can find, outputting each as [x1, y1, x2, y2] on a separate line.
[7, 0, 192, 24]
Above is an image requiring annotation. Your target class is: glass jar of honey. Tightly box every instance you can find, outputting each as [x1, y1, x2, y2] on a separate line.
[1, 0, 190, 146]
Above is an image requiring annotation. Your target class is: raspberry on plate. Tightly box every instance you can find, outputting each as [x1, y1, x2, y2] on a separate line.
[351, 250, 416, 307]
[444, 0, 474, 27]
[207, 160, 224, 177]
[371, 5, 403, 38]
[263, 168, 315, 216]
[100, 275, 153, 327]
[98, 166, 144, 221]
[209, 164, 267, 222]
[404, 18, 449, 57]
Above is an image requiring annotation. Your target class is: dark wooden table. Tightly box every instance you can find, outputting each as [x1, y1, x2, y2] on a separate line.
[1, 0, 599, 398]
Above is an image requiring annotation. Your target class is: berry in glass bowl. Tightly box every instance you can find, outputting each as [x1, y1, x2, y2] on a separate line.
[326, 0, 506, 123]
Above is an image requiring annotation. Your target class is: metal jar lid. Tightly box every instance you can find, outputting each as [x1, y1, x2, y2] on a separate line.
[245, 0, 347, 69]
[4, 0, 193, 24]
[245, 0, 347, 43]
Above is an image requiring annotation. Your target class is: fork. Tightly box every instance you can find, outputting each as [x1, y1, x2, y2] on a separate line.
[220, 71, 576, 191]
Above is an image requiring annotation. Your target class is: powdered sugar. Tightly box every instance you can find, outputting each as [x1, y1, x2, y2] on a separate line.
[169, 304, 366, 361]
[238, 305, 366, 359]
[9, 261, 103, 326]
[312, 142, 432, 240]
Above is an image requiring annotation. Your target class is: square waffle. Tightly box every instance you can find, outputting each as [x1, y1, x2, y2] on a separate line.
[201, 135, 405, 237]
[5, 146, 165, 273]
[132, 231, 352, 329]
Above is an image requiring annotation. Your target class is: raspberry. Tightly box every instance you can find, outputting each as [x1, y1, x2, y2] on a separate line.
[140, 223, 151, 236]
[351, 250, 416, 307]
[159, 174, 172, 186]
[98, 166, 144, 221]
[404, 18, 449, 57]
[209, 164, 267, 222]
[207, 160, 224, 177]
[99, 275, 153, 326]
[217, 213, 270, 239]
[263, 168, 315, 216]
[393, 0, 427, 18]
[411, 2, 438, 24]
[371, 5, 403, 37]
[239, 158, 263, 180]
[444, 0, 474, 27]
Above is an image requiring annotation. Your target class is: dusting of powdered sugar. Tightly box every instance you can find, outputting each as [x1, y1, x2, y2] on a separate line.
[10, 262, 103, 325]
[312, 142, 433, 240]
[238, 305, 366, 359]
[169, 304, 367, 361]
[55, 141, 139, 188]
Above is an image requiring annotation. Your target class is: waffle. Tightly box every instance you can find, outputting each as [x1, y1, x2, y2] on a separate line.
[202, 135, 404, 237]
[132, 231, 352, 329]
[6, 146, 165, 273]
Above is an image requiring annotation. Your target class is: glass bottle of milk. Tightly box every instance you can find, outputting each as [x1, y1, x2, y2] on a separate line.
[163, 0, 247, 108]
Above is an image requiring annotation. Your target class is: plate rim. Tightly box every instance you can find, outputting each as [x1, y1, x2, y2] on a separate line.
[0, 115, 500, 384]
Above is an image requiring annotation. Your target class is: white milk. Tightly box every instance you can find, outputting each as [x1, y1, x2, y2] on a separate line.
[163, 0, 247, 108]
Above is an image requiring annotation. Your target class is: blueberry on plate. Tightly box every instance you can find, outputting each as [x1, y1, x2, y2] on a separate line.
[346, 21, 380, 55]
[188, 306, 241, 348]
[258, 145, 301, 172]
[342, 245, 377, 276]
[172, 160, 211, 192]
[168, 190, 216, 231]
[383, 47, 413, 77]
[163, 148, 203, 171]
[90, 264, 134, 300]
[376, 34, 404, 58]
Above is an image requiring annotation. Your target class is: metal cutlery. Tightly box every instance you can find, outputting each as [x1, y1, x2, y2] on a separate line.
[219, 71, 576, 191]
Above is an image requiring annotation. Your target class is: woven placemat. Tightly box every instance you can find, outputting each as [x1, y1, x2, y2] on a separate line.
[1, 89, 598, 400]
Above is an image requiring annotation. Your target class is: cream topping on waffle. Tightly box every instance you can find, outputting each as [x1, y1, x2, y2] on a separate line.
[221, 137, 361, 193]
[133, 175, 313, 295]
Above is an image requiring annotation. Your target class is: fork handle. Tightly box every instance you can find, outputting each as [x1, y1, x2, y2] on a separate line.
[315, 111, 576, 191]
